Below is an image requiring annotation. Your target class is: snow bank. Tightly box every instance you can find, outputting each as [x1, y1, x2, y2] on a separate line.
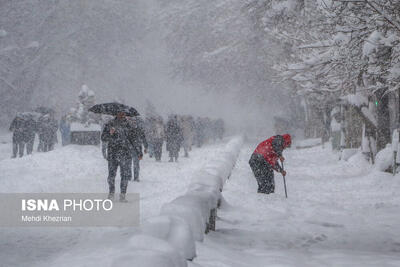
[161, 137, 242, 239]
[375, 144, 393, 172]
[124, 235, 187, 267]
[341, 148, 359, 161]
[132, 136, 243, 264]
[141, 216, 196, 260]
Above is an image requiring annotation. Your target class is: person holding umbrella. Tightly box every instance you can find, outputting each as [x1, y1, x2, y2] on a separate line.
[249, 134, 291, 194]
[91, 103, 141, 202]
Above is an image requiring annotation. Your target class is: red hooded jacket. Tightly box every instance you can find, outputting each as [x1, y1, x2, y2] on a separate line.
[253, 134, 291, 171]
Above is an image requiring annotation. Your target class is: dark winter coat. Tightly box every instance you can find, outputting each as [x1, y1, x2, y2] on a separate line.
[253, 134, 291, 171]
[101, 117, 143, 160]
[129, 117, 148, 151]
[9, 117, 36, 143]
[166, 118, 183, 152]
[37, 116, 58, 144]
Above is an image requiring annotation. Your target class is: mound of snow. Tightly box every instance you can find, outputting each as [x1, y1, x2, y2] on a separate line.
[125, 235, 187, 267]
[341, 148, 359, 161]
[375, 145, 393, 172]
[141, 216, 196, 260]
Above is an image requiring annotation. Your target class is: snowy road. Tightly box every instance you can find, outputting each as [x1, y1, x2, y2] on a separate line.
[192, 144, 400, 267]
[0, 135, 228, 267]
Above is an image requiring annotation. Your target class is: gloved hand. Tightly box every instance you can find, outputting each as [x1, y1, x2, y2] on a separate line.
[281, 170, 287, 176]
[280, 156, 285, 162]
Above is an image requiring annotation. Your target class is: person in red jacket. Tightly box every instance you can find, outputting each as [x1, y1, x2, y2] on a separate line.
[249, 134, 291, 194]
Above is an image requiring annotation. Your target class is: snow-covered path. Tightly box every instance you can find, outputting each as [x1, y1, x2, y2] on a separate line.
[192, 144, 400, 267]
[0, 134, 228, 267]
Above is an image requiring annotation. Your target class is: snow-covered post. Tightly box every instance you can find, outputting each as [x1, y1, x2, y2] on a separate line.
[392, 129, 399, 175]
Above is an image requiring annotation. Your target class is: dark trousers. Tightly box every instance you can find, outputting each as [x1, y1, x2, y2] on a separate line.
[26, 137, 34, 155]
[249, 153, 275, 194]
[168, 142, 180, 160]
[12, 142, 25, 157]
[153, 139, 163, 161]
[42, 142, 54, 152]
[108, 156, 132, 194]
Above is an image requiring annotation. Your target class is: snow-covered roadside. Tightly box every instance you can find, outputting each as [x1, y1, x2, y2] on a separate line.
[42, 136, 243, 267]
[192, 143, 400, 267]
[0, 137, 230, 267]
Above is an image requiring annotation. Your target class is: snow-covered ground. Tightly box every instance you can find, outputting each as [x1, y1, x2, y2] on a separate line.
[2, 134, 400, 267]
[192, 143, 400, 267]
[0, 131, 228, 267]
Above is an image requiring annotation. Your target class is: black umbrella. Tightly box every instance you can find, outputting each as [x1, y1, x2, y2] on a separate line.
[89, 102, 140, 117]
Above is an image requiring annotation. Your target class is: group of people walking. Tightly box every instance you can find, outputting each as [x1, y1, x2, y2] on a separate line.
[9, 106, 293, 200]
[8, 104, 227, 202]
[9, 111, 58, 158]
[144, 114, 225, 162]
[99, 109, 226, 201]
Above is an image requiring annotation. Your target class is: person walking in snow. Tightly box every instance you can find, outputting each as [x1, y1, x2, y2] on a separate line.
[194, 117, 205, 148]
[166, 115, 183, 162]
[144, 116, 156, 158]
[9, 114, 28, 158]
[128, 116, 148, 182]
[249, 134, 291, 194]
[101, 111, 143, 202]
[152, 116, 165, 161]
[59, 115, 71, 146]
[37, 114, 58, 152]
[180, 115, 194, 157]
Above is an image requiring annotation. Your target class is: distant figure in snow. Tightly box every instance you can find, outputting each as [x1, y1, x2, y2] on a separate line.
[144, 116, 156, 158]
[249, 134, 291, 194]
[59, 115, 71, 146]
[194, 117, 205, 148]
[151, 116, 165, 161]
[128, 116, 148, 182]
[37, 114, 58, 152]
[180, 115, 194, 157]
[101, 112, 143, 202]
[166, 115, 183, 162]
[9, 113, 36, 158]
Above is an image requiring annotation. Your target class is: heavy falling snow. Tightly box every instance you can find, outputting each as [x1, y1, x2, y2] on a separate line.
[0, 133, 399, 266]
[1, 0, 400, 267]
